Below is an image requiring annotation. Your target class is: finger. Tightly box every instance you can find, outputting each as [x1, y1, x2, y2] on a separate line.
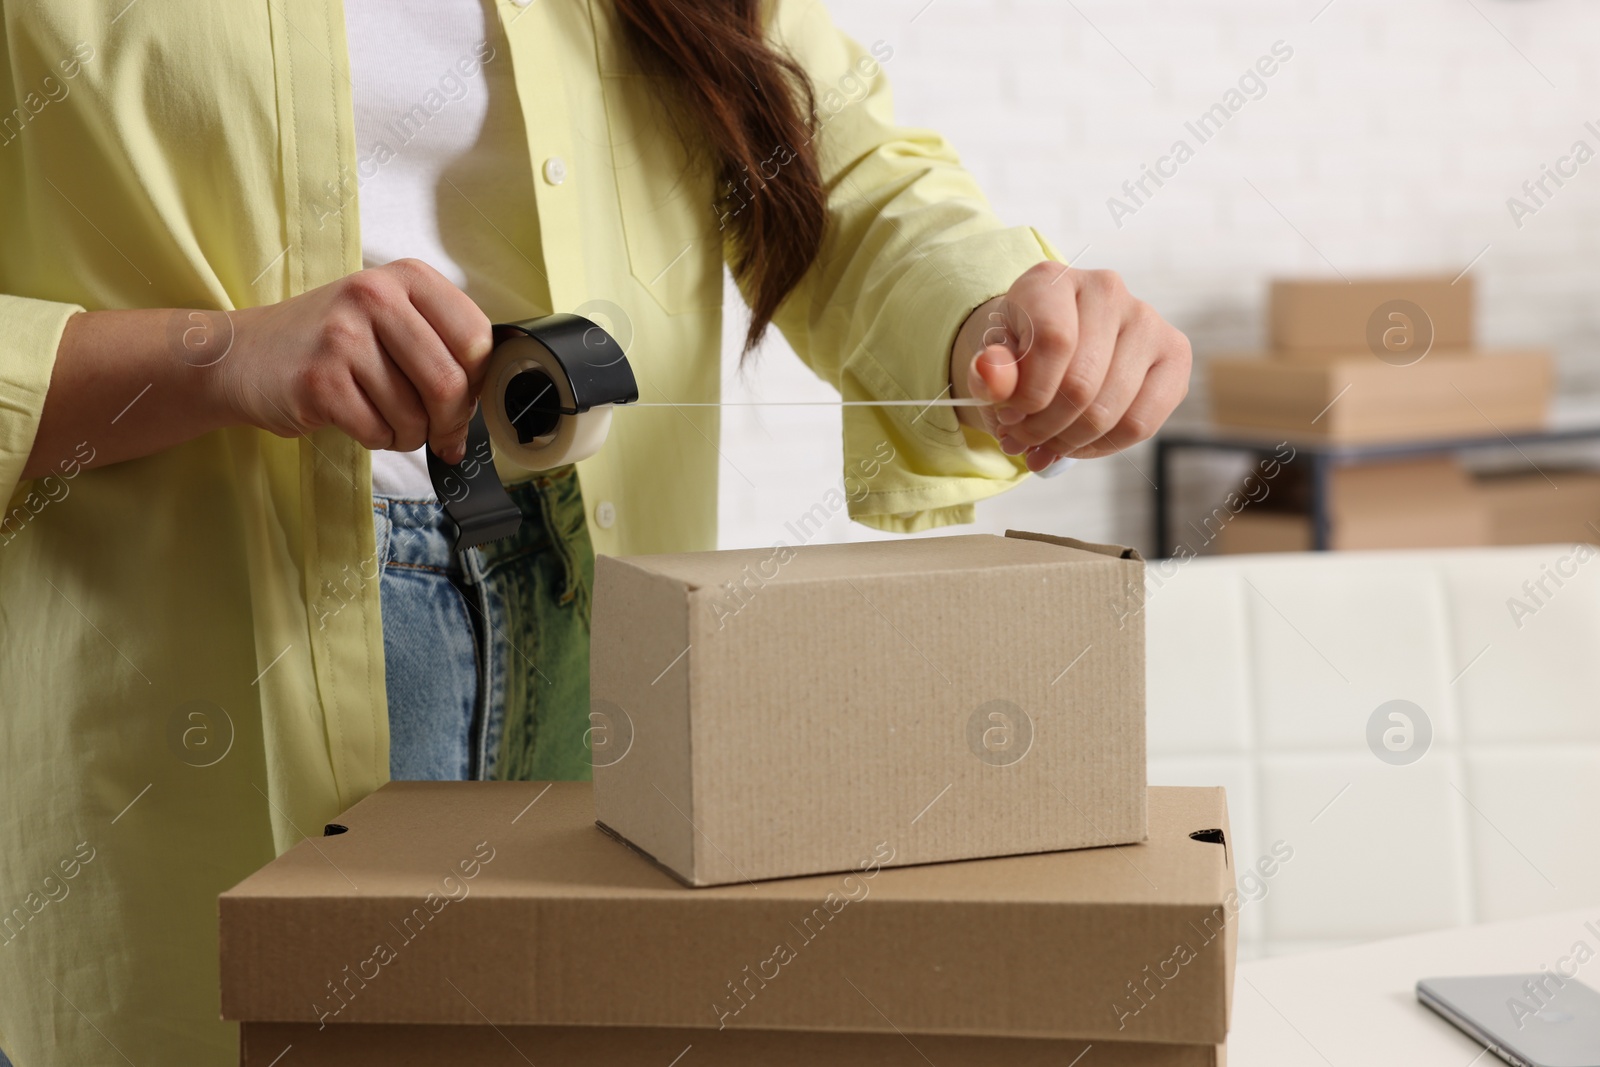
[1026, 447, 1077, 477]
[1007, 274, 1122, 449]
[969, 343, 1019, 405]
[1067, 348, 1190, 458]
[371, 299, 474, 461]
[996, 266, 1078, 423]
[1044, 310, 1162, 455]
[350, 348, 431, 454]
[1025, 445, 1061, 473]
[329, 378, 397, 452]
[392, 258, 496, 391]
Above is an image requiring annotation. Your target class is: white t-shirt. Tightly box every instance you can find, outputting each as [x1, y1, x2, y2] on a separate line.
[344, 0, 545, 500]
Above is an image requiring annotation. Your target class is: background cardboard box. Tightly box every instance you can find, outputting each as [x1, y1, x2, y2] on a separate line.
[1208, 350, 1552, 443]
[1474, 469, 1600, 546]
[1270, 275, 1474, 357]
[591, 530, 1147, 886]
[1217, 458, 1490, 554]
[1213, 513, 1313, 555]
[1324, 457, 1490, 550]
[220, 782, 1237, 1053]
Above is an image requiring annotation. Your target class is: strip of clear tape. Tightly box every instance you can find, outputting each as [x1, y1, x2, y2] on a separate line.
[617, 399, 1077, 475]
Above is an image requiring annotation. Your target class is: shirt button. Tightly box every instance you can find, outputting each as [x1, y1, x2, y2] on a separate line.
[542, 157, 568, 185]
[595, 500, 616, 529]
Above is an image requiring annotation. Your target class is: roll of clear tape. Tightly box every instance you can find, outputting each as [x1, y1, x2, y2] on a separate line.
[480, 334, 615, 471]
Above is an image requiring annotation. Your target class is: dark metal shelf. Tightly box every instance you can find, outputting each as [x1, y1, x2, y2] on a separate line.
[1152, 421, 1600, 557]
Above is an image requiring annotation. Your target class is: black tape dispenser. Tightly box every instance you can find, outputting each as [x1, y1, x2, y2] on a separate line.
[425, 314, 638, 551]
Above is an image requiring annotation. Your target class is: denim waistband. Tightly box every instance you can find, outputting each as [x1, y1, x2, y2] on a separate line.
[373, 465, 583, 593]
[373, 496, 462, 574]
[472, 467, 586, 603]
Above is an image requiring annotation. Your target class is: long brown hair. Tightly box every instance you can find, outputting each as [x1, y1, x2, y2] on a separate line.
[611, 0, 827, 354]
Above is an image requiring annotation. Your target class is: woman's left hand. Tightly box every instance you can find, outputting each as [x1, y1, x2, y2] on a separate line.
[949, 262, 1192, 472]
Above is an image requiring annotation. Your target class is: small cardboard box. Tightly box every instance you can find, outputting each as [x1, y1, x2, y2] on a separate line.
[1270, 275, 1474, 356]
[1209, 349, 1552, 444]
[1217, 458, 1491, 553]
[590, 530, 1146, 886]
[1475, 469, 1600, 546]
[219, 781, 1237, 1062]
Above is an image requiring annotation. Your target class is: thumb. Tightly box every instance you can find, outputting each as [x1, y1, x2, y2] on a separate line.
[460, 328, 497, 394]
[969, 343, 1019, 405]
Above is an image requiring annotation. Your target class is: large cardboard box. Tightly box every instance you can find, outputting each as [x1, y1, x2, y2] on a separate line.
[239, 1023, 1225, 1066]
[1209, 350, 1552, 444]
[1270, 275, 1474, 357]
[220, 781, 1237, 1063]
[1216, 458, 1491, 553]
[1475, 469, 1600, 546]
[590, 531, 1147, 886]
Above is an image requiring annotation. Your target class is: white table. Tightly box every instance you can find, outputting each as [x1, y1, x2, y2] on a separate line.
[1230, 906, 1600, 1066]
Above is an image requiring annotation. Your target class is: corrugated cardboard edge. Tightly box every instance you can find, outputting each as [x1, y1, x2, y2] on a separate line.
[1217, 786, 1237, 1036]
[591, 816, 1162, 890]
[591, 556, 699, 882]
[1006, 529, 1148, 853]
[1005, 528, 1145, 563]
[594, 818, 702, 888]
[241, 1021, 1227, 1066]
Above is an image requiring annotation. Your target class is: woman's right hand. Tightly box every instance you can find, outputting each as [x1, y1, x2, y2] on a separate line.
[22, 259, 493, 482]
[222, 259, 494, 464]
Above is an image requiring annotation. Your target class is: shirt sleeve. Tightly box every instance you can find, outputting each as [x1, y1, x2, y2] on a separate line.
[0, 294, 82, 506]
[756, 1, 1063, 534]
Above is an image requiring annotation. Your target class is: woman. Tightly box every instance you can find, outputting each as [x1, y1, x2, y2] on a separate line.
[0, 0, 1189, 1061]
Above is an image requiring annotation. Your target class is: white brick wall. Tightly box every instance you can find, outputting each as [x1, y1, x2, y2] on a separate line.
[719, 0, 1600, 554]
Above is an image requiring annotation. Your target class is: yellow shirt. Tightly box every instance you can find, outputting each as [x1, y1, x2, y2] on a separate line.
[0, 0, 1053, 1061]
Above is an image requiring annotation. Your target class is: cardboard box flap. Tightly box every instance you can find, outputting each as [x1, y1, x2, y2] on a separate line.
[604, 532, 1136, 591]
[221, 783, 1234, 1045]
[1005, 529, 1144, 562]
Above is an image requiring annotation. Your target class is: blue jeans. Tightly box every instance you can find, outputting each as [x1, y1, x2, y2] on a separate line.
[373, 466, 594, 782]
